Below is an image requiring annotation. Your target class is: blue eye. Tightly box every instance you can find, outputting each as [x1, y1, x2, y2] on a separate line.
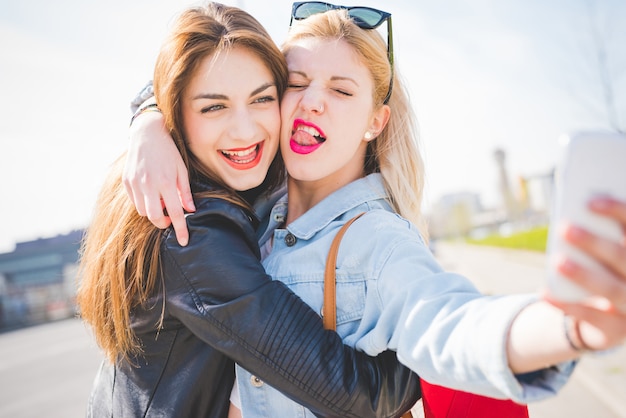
[255, 96, 277, 104]
[201, 104, 225, 113]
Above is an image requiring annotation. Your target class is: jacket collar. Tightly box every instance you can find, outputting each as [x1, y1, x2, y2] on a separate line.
[285, 173, 389, 240]
[190, 178, 260, 229]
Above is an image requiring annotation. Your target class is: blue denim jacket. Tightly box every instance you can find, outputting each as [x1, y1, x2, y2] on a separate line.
[238, 174, 574, 417]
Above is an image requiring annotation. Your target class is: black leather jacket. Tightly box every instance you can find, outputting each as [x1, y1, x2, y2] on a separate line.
[87, 183, 420, 417]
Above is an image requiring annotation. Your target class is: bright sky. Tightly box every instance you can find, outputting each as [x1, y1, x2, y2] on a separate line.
[0, 0, 624, 253]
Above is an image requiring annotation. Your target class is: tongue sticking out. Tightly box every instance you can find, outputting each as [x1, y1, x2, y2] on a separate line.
[292, 130, 325, 146]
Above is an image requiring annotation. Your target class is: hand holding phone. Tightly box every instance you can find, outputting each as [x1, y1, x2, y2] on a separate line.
[546, 131, 626, 302]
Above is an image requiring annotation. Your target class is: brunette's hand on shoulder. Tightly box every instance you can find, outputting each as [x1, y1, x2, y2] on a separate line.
[124, 110, 194, 246]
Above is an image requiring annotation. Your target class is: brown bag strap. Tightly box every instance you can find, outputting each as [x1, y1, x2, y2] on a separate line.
[323, 213, 414, 418]
[323, 213, 365, 330]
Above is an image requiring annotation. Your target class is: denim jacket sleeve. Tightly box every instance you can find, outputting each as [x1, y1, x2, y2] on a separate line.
[130, 80, 153, 113]
[342, 212, 574, 404]
[160, 200, 421, 418]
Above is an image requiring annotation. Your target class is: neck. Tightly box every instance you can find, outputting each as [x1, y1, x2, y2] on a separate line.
[285, 172, 365, 225]
[237, 183, 265, 206]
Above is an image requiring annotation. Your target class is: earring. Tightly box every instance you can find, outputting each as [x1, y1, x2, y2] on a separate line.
[364, 131, 373, 140]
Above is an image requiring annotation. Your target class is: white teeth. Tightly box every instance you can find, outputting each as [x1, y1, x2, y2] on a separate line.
[296, 125, 321, 137]
[221, 145, 257, 157]
[235, 155, 255, 164]
[220, 144, 259, 164]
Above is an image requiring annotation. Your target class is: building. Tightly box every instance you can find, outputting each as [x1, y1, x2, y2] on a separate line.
[428, 192, 485, 239]
[0, 230, 83, 331]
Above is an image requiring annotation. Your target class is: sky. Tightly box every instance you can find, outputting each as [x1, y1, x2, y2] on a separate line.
[0, 0, 624, 253]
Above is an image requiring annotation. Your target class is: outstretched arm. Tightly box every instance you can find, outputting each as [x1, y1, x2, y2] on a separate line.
[334, 199, 626, 403]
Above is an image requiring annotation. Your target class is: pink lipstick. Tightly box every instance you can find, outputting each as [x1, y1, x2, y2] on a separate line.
[290, 118, 326, 155]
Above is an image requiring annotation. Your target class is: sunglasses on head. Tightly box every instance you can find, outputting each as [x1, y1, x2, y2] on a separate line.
[290, 1, 394, 104]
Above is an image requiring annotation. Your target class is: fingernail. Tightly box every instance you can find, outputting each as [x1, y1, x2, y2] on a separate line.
[589, 198, 612, 211]
[560, 258, 578, 274]
[566, 225, 586, 241]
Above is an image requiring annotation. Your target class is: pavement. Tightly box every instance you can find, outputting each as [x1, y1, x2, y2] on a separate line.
[1, 242, 624, 417]
[0, 317, 103, 418]
[434, 241, 626, 418]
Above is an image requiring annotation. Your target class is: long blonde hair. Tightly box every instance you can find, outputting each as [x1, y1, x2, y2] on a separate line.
[77, 2, 288, 363]
[283, 10, 427, 235]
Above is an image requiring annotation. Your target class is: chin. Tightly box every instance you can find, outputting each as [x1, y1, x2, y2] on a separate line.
[231, 179, 264, 192]
[284, 163, 316, 182]
[228, 172, 267, 192]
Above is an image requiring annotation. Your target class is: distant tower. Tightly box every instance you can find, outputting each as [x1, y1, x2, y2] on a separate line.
[493, 148, 517, 219]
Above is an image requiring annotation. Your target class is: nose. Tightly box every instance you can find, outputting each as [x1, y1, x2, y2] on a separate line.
[300, 87, 325, 115]
[230, 107, 257, 141]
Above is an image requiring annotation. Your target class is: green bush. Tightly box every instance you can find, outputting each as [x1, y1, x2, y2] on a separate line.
[466, 226, 549, 252]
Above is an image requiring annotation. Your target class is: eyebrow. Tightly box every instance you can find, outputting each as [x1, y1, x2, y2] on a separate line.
[289, 70, 359, 87]
[191, 82, 276, 101]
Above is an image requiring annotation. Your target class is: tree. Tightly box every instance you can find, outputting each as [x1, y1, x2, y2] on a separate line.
[582, 0, 624, 133]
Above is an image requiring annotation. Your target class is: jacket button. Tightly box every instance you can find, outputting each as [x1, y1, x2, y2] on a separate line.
[284, 233, 297, 247]
[250, 375, 264, 387]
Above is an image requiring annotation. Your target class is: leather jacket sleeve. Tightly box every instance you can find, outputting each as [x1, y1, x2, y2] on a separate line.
[161, 201, 421, 418]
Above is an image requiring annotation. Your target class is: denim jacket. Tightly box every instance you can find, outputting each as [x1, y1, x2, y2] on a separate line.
[238, 173, 574, 418]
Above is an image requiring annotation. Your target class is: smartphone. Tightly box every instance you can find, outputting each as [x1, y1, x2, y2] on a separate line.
[546, 131, 626, 302]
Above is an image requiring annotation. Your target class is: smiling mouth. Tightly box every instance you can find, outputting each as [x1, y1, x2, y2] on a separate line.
[219, 142, 263, 169]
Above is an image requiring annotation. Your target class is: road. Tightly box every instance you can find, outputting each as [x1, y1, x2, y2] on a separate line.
[0, 317, 102, 418]
[0, 242, 624, 417]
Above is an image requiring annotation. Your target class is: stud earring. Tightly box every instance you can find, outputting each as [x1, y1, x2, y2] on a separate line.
[364, 131, 373, 140]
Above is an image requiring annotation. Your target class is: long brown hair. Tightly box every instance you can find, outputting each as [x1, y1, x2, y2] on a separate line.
[77, 2, 288, 363]
[156, 2, 287, 196]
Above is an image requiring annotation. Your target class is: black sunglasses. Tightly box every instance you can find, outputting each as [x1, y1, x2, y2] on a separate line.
[290, 1, 394, 104]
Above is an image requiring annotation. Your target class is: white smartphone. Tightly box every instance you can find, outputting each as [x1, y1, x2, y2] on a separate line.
[546, 131, 626, 302]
